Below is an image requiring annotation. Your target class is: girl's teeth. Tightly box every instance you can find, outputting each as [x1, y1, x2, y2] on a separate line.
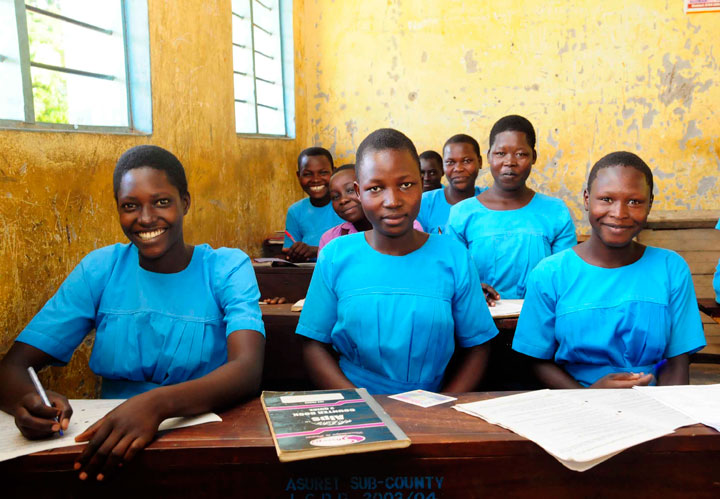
[138, 229, 165, 240]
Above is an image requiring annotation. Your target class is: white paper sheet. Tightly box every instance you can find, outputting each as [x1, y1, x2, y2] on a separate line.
[0, 399, 221, 463]
[488, 299, 523, 318]
[455, 389, 697, 471]
[634, 384, 720, 432]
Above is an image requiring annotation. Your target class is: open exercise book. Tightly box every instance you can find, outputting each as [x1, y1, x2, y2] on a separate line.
[455, 384, 720, 472]
[0, 399, 221, 463]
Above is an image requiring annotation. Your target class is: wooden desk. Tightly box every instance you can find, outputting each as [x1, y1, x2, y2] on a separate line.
[2, 393, 719, 498]
[261, 304, 528, 392]
[698, 297, 720, 321]
[254, 264, 314, 302]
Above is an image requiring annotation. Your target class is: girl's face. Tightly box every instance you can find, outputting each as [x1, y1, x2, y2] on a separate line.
[584, 165, 652, 248]
[420, 158, 443, 191]
[297, 155, 333, 200]
[355, 149, 422, 238]
[488, 130, 536, 191]
[116, 167, 190, 262]
[329, 169, 364, 223]
[443, 142, 480, 192]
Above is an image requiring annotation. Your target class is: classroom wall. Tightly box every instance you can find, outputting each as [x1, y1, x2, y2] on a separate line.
[0, 0, 309, 395]
[300, 0, 720, 225]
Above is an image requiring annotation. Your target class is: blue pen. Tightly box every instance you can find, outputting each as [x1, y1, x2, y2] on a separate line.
[27, 366, 63, 436]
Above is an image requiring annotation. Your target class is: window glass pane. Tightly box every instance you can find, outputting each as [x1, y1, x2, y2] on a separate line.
[0, 0, 25, 120]
[235, 100, 256, 134]
[258, 105, 284, 135]
[26, 0, 120, 33]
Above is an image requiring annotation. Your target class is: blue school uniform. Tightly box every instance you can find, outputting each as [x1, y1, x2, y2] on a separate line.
[715, 219, 720, 302]
[417, 186, 485, 235]
[447, 193, 576, 299]
[512, 247, 706, 386]
[284, 198, 343, 247]
[295, 232, 499, 394]
[16, 243, 265, 399]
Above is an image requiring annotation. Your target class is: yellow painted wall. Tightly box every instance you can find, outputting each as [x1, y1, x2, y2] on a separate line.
[0, 0, 309, 395]
[300, 0, 720, 225]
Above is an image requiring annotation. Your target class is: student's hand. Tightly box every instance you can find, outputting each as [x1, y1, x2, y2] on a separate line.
[13, 390, 72, 439]
[74, 392, 163, 481]
[590, 372, 654, 389]
[481, 283, 500, 306]
[282, 242, 317, 262]
[261, 296, 287, 304]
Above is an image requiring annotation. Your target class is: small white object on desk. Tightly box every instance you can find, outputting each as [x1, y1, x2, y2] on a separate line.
[488, 299, 523, 318]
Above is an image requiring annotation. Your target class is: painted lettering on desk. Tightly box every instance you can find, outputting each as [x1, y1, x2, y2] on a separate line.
[285, 475, 444, 498]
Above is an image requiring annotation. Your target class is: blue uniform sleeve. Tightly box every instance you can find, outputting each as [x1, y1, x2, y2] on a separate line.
[295, 247, 338, 343]
[16, 257, 101, 363]
[452, 249, 499, 347]
[512, 263, 558, 359]
[284, 203, 301, 248]
[665, 254, 706, 358]
[212, 249, 265, 336]
[446, 204, 468, 247]
[551, 202, 577, 253]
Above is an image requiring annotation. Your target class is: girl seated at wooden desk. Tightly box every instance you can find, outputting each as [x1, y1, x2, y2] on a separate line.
[296, 128, 498, 394]
[0, 145, 265, 480]
[512, 151, 706, 388]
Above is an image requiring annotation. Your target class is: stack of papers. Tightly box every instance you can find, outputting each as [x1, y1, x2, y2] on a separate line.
[488, 299, 523, 318]
[455, 385, 720, 471]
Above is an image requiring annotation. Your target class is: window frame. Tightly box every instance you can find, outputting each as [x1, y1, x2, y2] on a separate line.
[232, 0, 295, 139]
[0, 0, 152, 135]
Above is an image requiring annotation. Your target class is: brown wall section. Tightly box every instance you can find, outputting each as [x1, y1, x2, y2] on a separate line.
[0, 0, 308, 395]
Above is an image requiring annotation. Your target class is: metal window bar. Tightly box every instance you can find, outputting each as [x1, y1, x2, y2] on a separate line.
[15, 0, 35, 123]
[253, 22, 272, 36]
[25, 4, 114, 35]
[254, 0, 272, 11]
[232, 11, 245, 19]
[248, 0, 259, 133]
[30, 61, 116, 81]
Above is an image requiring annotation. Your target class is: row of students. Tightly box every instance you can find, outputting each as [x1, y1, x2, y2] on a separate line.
[0, 124, 710, 479]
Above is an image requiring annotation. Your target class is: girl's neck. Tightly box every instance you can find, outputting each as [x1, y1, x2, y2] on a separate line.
[139, 241, 195, 273]
[575, 235, 645, 268]
[365, 227, 428, 256]
[444, 184, 476, 205]
[352, 217, 373, 232]
[310, 195, 331, 207]
[480, 183, 535, 209]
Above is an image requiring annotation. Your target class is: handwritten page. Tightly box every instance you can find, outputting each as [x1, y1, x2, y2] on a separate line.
[488, 299, 523, 318]
[634, 384, 720, 432]
[0, 399, 221, 463]
[455, 389, 697, 471]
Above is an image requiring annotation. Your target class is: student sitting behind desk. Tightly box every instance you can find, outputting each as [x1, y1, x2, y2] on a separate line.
[512, 151, 706, 388]
[447, 115, 576, 303]
[283, 147, 343, 262]
[296, 128, 498, 395]
[417, 134, 486, 235]
[0, 145, 265, 480]
[419, 150, 444, 192]
[318, 164, 423, 252]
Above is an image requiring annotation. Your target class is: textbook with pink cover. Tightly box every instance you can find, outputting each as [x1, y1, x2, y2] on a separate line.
[261, 388, 410, 462]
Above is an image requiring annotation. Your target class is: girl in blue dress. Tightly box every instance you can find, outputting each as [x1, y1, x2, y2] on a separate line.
[447, 115, 576, 301]
[296, 129, 499, 394]
[512, 151, 705, 388]
[0, 145, 265, 480]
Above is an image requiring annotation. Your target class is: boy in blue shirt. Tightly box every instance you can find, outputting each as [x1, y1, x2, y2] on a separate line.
[283, 147, 343, 262]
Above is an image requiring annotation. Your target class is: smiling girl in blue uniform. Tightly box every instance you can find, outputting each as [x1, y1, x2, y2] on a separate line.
[296, 129, 498, 394]
[513, 151, 705, 388]
[447, 115, 576, 302]
[417, 134, 486, 235]
[0, 145, 265, 480]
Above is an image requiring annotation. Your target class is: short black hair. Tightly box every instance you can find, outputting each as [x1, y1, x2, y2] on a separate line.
[298, 147, 334, 172]
[331, 163, 356, 178]
[355, 128, 420, 179]
[419, 150, 443, 166]
[443, 134, 481, 158]
[113, 145, 188, 199]
[489, 115, 536, 150]
[587, 151, 654, 194]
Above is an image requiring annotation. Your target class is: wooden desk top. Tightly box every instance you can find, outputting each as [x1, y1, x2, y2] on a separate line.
[698, 297, 720, 319]
[646, 210, 720, 229]
[3, 394, 719, 498]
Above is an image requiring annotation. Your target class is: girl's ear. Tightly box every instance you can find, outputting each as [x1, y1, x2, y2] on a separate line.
[648, 194, 654, 211]
[353, 181, 361, 198]
[532, 149, 538, 164]
[583, 188, 589, 211]
[182, 192, 191, 215]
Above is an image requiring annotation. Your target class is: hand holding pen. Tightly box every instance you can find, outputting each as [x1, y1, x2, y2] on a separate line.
[14, 366, 72, 439]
